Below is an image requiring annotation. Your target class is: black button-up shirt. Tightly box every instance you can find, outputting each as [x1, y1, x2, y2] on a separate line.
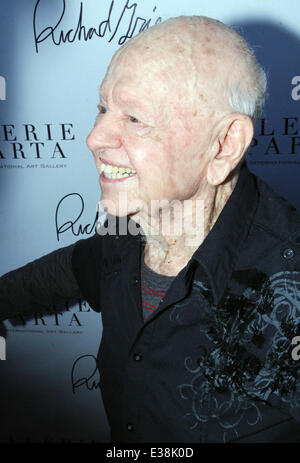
[1, 163, 300, 443]
[71, 164, 300, 443]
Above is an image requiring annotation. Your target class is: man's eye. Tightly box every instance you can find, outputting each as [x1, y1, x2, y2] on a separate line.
[98, 105, 107, 114]
[129, 116, 139, 123]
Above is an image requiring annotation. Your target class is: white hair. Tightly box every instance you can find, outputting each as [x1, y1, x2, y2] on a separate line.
[222, 25, 267, 125]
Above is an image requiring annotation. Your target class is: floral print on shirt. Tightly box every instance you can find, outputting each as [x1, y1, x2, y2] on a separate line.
[173, 270, 300, 442]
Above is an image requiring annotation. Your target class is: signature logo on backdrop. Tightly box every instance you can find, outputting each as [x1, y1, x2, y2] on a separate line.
[71, 353, 101, 394]
[0, 122, 75, 168]
[33, 0, 162, 53]
[6, 297, 92, 336]
[4, 193, 98, 334]
[55, 193, 98, 242]
[248, 117, 300, 165]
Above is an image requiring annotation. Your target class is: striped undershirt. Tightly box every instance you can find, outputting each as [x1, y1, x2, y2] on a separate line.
[140, 256, 176, 322]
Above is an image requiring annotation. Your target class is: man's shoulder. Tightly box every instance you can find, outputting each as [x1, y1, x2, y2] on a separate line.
[72, 230, 118, 272]
[240, 173, 300, 273]
[254, 175, 300, 241]
[71, 221, 142, 311]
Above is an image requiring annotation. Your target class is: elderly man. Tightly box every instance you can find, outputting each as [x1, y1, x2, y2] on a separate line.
[1, 16, 300, 443]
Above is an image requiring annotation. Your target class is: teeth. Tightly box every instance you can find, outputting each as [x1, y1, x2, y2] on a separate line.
[100, 161, 136, 179]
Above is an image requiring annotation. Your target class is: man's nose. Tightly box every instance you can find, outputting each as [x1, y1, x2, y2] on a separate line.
[86, 115, 122, 152]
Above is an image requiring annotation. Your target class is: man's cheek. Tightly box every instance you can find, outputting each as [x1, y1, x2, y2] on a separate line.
[136, 126, 153, 137]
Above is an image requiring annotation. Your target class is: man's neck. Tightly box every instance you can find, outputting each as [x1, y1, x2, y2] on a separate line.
[132, 173, 239, 276]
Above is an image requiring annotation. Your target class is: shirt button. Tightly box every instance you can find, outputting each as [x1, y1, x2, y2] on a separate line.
[296, 236, 300, 246]
[127, 423, 134, 432]
[282, 248, 295, 260]
[134, 353, 143, 362]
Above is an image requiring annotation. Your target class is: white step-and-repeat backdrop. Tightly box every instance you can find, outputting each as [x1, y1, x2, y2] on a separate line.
[0, 0, 299, 443]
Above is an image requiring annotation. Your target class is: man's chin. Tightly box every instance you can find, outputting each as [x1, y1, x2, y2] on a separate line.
[98, 194, 144, 218]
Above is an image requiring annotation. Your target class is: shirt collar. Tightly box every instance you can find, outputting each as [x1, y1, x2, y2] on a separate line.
[192, 162, 259, 305]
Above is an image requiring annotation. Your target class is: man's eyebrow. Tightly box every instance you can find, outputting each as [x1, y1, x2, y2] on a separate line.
[98, 99, 107, 107]
[98, 87, 107, 103]
[116, 91, 150, 113]
[98, 86, 152, 119]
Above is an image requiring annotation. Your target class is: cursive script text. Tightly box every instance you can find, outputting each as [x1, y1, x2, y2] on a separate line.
[33, 0, 162, 53]
[55, 192, 98, 241]
[71, 354, 101, 394]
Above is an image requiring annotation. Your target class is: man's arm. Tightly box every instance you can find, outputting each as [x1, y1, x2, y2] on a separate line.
[0, 243, 82, 322]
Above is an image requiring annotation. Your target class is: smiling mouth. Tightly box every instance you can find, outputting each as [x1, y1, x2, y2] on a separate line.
[100, 162, 136, 179]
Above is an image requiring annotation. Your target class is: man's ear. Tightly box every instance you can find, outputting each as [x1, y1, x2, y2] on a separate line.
[206, 113, 254, 186]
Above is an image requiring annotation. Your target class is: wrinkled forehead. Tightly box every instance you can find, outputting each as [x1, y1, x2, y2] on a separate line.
[101, 24, 232, 111]
[103, 45, 204, 116]
[105, 40, 190, 85]
[101, 50, 191, 117]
